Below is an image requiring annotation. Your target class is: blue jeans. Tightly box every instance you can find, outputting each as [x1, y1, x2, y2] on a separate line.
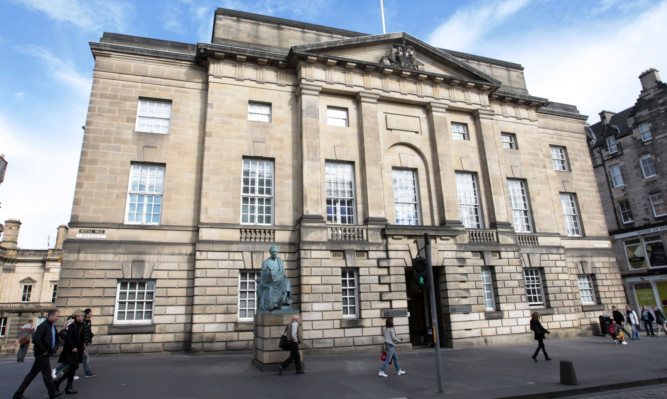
[83, 346, 91, 375]
[630, 324, 640, 339]
[380, 344, 401, 372]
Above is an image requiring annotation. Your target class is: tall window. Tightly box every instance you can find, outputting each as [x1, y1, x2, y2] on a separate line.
[241, 159, 274, 225]
[481, 267, 496, 311]
[609, 165, 624, 187]
[341, 269, 359, 318]
[125, 164, 165, 225]
[21, 284, 32, 302]
[640, 155, 656, 178]
[325, 162, 355, 224]
[560, 193, 582, 237]
[392, 169, 420, 225]
[136, 98, 172, 134]
[456, 172, 482, 229]
[578, 275, 596, 304]
[248, 102, 271, 122]
[645, 236, 667, 268]
[327, 107, 349, 127]
[507, 179, 532, 233]
[639, 122, 652, 142]
[618, 200, 633, 224]
[606, 136, 618, 154]
[451, 123, 469, 140]
[550, 146, 569, 171]
[51, 284, 58, 303]
[501, 133, 518, 149]
[115, 280, 155, 323]
[650, 193, 667, 217]
[0, 317, 7, 337]
[524, 269, 545, 307]
[238, 271, 259, 321]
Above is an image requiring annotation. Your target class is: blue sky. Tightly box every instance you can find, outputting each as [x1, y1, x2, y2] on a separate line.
[1, 0, 666, 248]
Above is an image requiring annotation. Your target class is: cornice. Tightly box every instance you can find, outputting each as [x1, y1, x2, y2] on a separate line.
[90, 42, 197, 63]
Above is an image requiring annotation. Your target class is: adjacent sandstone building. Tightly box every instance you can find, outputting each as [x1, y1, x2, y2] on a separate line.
[57, 9, 624, 355]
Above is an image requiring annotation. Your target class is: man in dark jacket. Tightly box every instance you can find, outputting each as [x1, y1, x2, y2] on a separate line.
[13, 309, 63, 399]
[612, 306, 630, 336]
[82, 308, 95, 377]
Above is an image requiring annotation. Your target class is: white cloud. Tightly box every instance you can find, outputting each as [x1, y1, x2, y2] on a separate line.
[14, 92, 25, 100]
[9, 0, 134, 32]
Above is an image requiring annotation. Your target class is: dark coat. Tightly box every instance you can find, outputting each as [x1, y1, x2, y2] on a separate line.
[655, 309, 665, 324]
[83, 318, 94, 344]
[530, 319, 549, 340]
[32, 319, 59, 355]
[612, 310, 625, 325]
[58, 320, 85, 366]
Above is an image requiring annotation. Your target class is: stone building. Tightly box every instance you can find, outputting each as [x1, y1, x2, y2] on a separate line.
[0, 220, 66, 354]
[588, 68, 667, 314]
[57, 9, 624, 355]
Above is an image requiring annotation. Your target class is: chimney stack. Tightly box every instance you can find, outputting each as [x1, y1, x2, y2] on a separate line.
[639, 68, 661, 91]
[55, 224, 69, 250]
[1, 219, 21, 249]
[599, 110, 615, 124]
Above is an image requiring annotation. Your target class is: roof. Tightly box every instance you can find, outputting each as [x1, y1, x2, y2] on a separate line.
[588, 106, 634, 149]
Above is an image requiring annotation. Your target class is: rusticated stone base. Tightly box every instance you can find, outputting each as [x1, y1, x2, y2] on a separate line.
[253, 311, 303, 372]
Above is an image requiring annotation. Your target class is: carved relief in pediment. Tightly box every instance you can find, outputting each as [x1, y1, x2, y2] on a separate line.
[379, 40, 424, 71]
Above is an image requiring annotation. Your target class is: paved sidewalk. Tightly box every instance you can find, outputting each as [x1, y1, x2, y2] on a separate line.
[1, 335, 666, 399]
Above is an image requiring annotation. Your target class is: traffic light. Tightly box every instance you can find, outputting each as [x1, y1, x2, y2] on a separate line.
[412, 257, 428, 289]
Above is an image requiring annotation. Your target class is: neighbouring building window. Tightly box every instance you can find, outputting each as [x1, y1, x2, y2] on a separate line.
[650, 192, 667, 217]
[507, 179, 532, 233]
[451, 122, 469, 140]
[481, 267, 496, 311]
[501, 133, 518, 149]
[248, 102, 271, 122]
[618, 200, 633, 224]
[609, 165, 624, 187]
[341, 269, 359, 318]
[624, 239, 647, 269]
[606, 136, 618, 154]
[645, 236, 667, 268]
[550, 146, 569, 171]
[238, 271, 259, 321]
[21, 284, 32, 302]
[115, 280, 155, 323]
[456, 172, 482, 229]
[325, 162, 355, 224]
[135, 98, 172, 134]
[392, 169, 420, 225]
[578, 275, 596, 304]
[51, 284, 58, 303]
[639, 122, 652, 142]
[640, 154, 656, 178]
[524, 268, 545, 307]
[560, 193, 582, 237]
[0, 317, 7, 337]
[241, 159, 274, 225]
[327, 107, 349, 127]
[125, 163, 165, 225]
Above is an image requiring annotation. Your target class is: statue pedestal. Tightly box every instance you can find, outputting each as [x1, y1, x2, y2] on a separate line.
[252, 310, 303, 372]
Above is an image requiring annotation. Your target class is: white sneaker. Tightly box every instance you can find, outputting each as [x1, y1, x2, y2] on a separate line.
[51, 368, 57, 379]
[621, 341, 627, 345]
[74, 376, 80, 380]
[397, 370, 406, 375]
[378, 371, 388, 377]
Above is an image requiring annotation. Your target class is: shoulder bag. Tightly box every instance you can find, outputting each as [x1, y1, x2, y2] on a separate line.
[279, 326, 290, 350]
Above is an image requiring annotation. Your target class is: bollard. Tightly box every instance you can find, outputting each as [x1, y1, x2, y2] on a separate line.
[560, 360, 578, 385]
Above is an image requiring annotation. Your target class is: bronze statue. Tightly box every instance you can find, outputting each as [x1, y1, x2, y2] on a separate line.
[256, 246, 292, 310]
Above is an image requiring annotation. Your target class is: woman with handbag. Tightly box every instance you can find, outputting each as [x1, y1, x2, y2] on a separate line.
[378, 317, 406, 377]
[530, 312, 551, 361]
[15, 319, 35, 362]
[54, 310, 85, 394]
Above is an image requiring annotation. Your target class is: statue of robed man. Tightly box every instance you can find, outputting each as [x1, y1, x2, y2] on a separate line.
[256, 245, 292, 310]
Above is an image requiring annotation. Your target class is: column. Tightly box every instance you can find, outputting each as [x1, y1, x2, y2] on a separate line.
[296, 83, 324, 222]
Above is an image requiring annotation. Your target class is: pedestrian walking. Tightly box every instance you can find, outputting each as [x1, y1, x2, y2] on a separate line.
[13, 309, 63, 399]
[54, 310, 85, 394]
[530, 312, 551, 361]
[378, 317, 406, 377]
[611, 306, 630, 336]
[626, 305, 640, 340]
[16, 319, 35, 362]
[82, 308, 96, 377]
[607, 320, 627, 344]
[653, 306, 666, 336]
[278, 315, 303, 375]
[641, 306, 656, 337]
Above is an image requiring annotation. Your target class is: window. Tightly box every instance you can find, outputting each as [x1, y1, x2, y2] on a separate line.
[645, 236, 667, 268]
[481, 267, 496, 311]
[392, 169, 420, 225]
[248, 102, 271, 122]
[560, 193, 582, 237]
[524, 269, 545, 307]
[618, 200, 633, 224]
[639, 123, 652, 142]
[0, 317, 6, 337]
[550, 146, 569, 171]
[51, 284, 58, 303]
[341, 269, 359, 317]
[238, 271, 259, 321]
[609, 165, 624, 187]
[327, 107, 349, 127]
[325, 162, 355, 224]
[650, 193, 667, 217]
[241, 159, 274, 225]
[21, 284, 32, 302]
[606, 136, 618, 154]
[578, 275, 596, 304]
[507, 179, 532, 233]
[451, 123, 469, 140]
[115, 280, 155, 323]
[624, 239, 647, 269]
[501, 133, 518, 149]
[640, 155, 656, 178]
[135, 98, 171, 134]
[125, 164, 165, 225]
[456, 172, 482, 229]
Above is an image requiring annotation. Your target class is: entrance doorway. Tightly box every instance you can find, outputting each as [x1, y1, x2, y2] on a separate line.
[405, 268, 443, 346]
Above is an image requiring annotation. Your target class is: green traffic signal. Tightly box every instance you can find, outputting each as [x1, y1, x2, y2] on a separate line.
[413, 257, 428, 288]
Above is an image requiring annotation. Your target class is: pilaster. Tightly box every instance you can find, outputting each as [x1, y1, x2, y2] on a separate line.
[296, 83, 324, 220]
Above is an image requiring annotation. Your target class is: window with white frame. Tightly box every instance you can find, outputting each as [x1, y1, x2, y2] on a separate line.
[241, 159, 274, 225]
[451, 122, 469, 140]
[640, 155, 656, 178]
[248, 102, 271, 123]
[392, 169, 420, 225]
[650, 192, 667, 217]
[325, 162, 355, 224]
[135, 98, 172, 134]
[606, 136, 618, 154]
[21, 284, 32, 302]
[341, 269, 359, 317]
[125, 163, 165, 225]
[560, 193, 582, 237]
[481, 267, 496, 311]
[327, 107, 349, 127]
[507, 179, 532, 233]
[524, 268, 545, 307]
[456, 172, 482, 229]
[578, 275, 596, 304]
[645, 235, 667, 268]
[618, 200, 633, 224]
[115, 280, 155, 323]
[550, 146, 569, 171]
[501, 133, 518, 149]
[0, 317, 7, 337]
[639, 122, 652, 142]
[51, 284, 58, 303]
[624, 238, 647, 269]
[609, 165, 624, 187]
[238, 271, 259, 321]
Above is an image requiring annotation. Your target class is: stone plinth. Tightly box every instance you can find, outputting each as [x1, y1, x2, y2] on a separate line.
[252, 310, 303, 372]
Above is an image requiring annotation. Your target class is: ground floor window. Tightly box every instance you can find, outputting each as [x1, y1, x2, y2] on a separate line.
[578, 275, 596, 304]
[114, 280, 155, 323]
[238, 271, 259, 321]
[341, 269, 359, 318]
[524, 268, 545, 307]
[624, 235, 667, 269]
[0, 317, 7, 337]
[481, 267, 496, 311]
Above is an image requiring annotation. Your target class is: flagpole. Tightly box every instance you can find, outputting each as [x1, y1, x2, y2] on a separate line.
[380, 0, 386, 34]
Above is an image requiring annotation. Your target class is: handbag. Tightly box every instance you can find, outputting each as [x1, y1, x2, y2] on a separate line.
[279, 326, 290, 350]
[381, 350, 387, 361]
[18, 336, 30, 345]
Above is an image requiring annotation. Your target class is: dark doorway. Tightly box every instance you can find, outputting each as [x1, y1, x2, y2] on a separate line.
[405, 268, 442, 346]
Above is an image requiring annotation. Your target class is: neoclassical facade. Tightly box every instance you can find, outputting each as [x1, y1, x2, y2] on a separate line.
[57, 9, 624, 355]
